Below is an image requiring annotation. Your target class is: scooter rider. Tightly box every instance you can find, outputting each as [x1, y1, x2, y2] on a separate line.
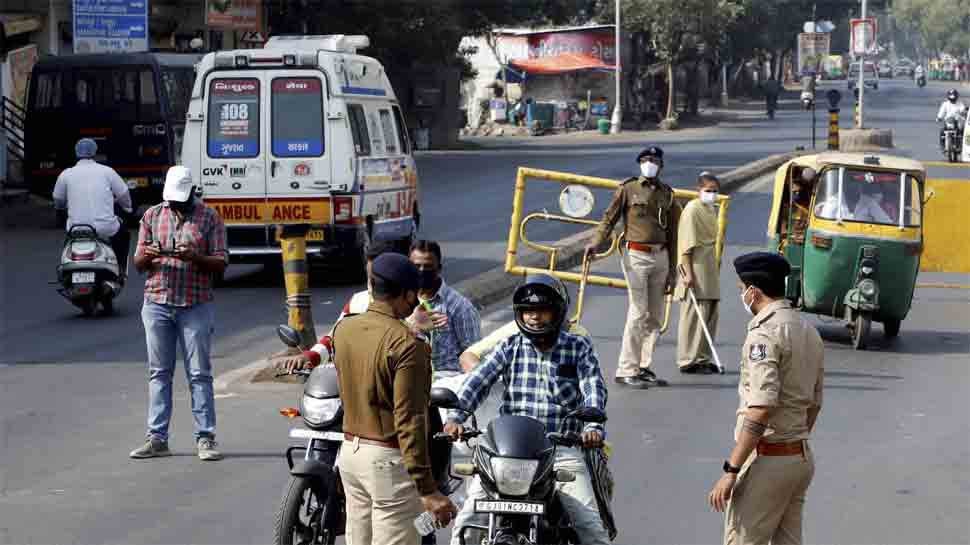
[936, 89, 968, 151]
[52, 138, 134, 277]
[914, 64, 925, 83]
[443, 273, 611, 545]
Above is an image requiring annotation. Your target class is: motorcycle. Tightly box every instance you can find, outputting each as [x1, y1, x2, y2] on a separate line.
[54, 224, 125, 316]
[430, 387, 611, 545]
[800, 91, 815, 111]
[941, 116, 964, 163]
[273, 325, 460, 545]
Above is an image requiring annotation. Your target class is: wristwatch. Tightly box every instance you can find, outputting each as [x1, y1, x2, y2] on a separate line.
[723, 461, 741, 474]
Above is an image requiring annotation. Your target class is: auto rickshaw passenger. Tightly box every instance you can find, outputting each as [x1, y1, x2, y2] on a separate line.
[780, 168, 815, 249]
[853, 182, 893, 223]
[815, 170, 856, 220]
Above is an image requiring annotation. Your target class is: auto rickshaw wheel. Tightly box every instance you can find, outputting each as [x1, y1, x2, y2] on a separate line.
[849, 311, 872, 350]
[883, 319, 901, 339]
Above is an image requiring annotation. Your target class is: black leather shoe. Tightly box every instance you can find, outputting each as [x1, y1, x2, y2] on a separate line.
[638, 368, 669, 386]
[679, 363, 703, 374]
[614, 376, 650, 389]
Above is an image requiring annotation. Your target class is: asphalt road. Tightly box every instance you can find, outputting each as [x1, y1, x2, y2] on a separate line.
[1, 79, 968, 544]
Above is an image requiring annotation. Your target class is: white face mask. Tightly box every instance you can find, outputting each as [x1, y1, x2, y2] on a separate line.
[700, 191, 718, 205]
[640, 161, 660, 178]
[740, 285, 755, 315]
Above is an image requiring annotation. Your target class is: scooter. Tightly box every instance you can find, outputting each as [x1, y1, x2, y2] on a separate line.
[432, 387, 614, 545]
[55, 224, 125, 316]
[942, 116, 964, 163]
[273, 325, 461, 545]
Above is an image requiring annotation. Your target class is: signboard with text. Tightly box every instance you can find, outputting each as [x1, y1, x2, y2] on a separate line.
[797, 33, 830, 77]
[206, 0, 263, 31]
[850, 18, 877, 56]
[208, 79, 260, 158]
[526, 30, 616, 64]
[73, 0, 148, 54]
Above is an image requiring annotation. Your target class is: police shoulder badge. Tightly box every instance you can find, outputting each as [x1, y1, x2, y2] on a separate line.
[749, 343, 768, 362]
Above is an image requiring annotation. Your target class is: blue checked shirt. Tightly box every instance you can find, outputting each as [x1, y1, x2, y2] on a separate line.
[422, 280, 481, 374]
[449, 330, 608, 435]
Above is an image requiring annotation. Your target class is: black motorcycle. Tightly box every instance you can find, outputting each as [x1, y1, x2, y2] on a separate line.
[430, 388, 611, 545]
[273, 326, 460, 545]
[941, 116, 964, 163]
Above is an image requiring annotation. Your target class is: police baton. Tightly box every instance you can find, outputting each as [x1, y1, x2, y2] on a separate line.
[678, 264, 725, 374]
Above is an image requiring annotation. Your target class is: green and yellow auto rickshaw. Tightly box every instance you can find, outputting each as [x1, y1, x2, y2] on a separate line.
[767, 153, 926, 349]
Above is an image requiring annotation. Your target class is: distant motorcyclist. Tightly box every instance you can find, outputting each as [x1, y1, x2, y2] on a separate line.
[936, 89, 968, 152]
[914, 65, 925, 81]
[52, 138, 133, 277]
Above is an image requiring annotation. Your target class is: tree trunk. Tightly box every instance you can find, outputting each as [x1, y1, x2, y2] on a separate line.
[666, 62, 676, 119]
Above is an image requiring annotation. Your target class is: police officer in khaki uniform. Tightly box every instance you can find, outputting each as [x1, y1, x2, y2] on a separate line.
[708, 252, 825, 545]
[334, 253, 457, 545]
[586, 146, 680, 389]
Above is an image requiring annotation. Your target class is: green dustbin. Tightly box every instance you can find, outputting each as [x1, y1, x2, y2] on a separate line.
[597, 119, 610, 134]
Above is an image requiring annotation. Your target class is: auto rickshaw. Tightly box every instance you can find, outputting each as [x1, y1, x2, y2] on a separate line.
[767, 153, 926, 349]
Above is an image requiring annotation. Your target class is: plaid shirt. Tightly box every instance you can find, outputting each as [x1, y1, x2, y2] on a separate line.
[136, 199, 227, 307]
[450, 330, 608, 434]
[422, 280, 481, 373]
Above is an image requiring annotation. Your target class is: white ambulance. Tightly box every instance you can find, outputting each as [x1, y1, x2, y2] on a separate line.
[181, 35, 420, 272]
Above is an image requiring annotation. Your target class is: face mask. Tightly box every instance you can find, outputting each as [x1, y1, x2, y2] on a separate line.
[740, 285, 755, 316]
[700, 191, 718, 205]
[417, 269, 439, 290]
[640, 161, 660, 178]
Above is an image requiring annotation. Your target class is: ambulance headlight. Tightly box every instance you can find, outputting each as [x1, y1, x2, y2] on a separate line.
[234, 55, 249, 67]
[283, 54, 296, 66]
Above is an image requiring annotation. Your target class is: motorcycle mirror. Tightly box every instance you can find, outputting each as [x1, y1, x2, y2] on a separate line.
[570, 407, 607, 424]
[276, 325, 302, 349]
[429, 387, 461, 409]
[555, 469, 576, 483]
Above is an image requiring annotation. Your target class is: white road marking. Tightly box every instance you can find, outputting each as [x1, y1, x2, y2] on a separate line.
[214, 393, 237, 400]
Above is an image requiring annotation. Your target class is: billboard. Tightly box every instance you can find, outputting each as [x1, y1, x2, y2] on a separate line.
[526, 29, 616, 64]
[850, 18, 877, 56]
[797, 32, 830, 77]
[73, 0, 148, 54]
[206, 0, 263, 31]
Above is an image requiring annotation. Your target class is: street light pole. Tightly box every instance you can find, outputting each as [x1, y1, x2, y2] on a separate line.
[856, 0, 867, 128]
[610, 0, 622, 134]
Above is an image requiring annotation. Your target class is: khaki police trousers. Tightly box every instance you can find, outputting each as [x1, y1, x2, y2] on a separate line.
[677, 299, 719, 367]
[338, 439, 423, 545]
[724, 445, 815, 545]
[617, 248, 669, 377]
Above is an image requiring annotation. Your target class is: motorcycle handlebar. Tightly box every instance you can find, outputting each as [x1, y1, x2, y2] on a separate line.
[274, 369, 312, 378]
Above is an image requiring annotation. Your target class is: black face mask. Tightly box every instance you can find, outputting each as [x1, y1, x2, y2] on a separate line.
[417, 269, 439, 290]
[169, 199, 195, 214]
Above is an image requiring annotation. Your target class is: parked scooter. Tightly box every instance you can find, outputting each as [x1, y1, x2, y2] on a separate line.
[432, 387, 613, 545]
[272, 325, 461, 545]
[55, 224, 125, 316]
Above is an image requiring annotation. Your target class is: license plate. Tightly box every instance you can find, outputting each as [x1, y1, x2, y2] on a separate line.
[474, 500, 545, 515]
[72, 272, 95, 284]
[289, 428, 343, 441]
[275, 229, 324, 242]
[126, 177, 148, 189]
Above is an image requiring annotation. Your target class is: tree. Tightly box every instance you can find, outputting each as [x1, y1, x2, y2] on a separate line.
[893, 0, 970, 60]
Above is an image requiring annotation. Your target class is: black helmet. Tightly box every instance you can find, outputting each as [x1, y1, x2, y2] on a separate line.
[948, 89, 959, 102]
[513, 273, 569, 346]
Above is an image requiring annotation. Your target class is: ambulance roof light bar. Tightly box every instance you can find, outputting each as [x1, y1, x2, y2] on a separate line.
[264, 34, 370, 54]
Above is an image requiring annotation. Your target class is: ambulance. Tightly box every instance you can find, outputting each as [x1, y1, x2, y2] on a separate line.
[181, 35, 419, 272]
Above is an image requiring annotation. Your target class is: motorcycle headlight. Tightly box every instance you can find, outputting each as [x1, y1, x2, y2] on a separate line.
[858, 279, 877, 298]
[300, 395, 341, 428]
[490, 458, 539, 496]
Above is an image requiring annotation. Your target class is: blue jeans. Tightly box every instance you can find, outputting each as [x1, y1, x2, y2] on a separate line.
[142, 300, 216, 442]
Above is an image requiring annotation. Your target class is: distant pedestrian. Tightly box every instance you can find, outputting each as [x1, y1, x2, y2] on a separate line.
[129, 166, 228, 461]
[675, 173, 721, 374]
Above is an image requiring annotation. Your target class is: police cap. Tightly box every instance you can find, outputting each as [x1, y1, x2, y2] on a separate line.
[733, 251, 791, 288]
[637, 146, 663, 163]
[371, 253, 419, 291]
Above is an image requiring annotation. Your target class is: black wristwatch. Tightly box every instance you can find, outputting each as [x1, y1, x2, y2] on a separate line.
[723, 461, 741, 474]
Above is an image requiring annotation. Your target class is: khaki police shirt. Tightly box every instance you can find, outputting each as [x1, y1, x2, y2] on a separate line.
[593, 176, 680, 248]
[735, 300, 824, 443]
[334, 300, 436, 495]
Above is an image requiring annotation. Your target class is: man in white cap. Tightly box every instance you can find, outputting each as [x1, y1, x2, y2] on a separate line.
[52, 138, 133, 276]
[130, 166, 228, 461]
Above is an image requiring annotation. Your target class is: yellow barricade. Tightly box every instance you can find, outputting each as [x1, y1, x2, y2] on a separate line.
[505, 167, 732, 329]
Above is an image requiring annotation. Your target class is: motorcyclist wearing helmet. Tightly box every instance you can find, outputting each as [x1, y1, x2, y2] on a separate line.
[936, 89, 968, 151]
[52, 138, 134, 277]
[444, 273, 611, 545]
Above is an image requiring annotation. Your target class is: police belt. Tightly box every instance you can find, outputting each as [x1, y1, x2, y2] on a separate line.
[626, 241, 666, 253]
[756, 440, 805, 456]
[345, 433, 400, 449]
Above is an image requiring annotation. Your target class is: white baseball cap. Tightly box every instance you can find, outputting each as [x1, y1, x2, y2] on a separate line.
[163, 166, 195, 202]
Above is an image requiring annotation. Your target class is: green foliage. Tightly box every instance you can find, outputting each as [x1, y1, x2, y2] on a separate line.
[893, 0, 970, 58]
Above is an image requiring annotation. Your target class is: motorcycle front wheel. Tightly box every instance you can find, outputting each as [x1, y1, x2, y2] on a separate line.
[274, 476, 334, 545]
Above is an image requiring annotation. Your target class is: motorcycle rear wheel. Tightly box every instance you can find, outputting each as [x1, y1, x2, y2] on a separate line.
[274, 476, 334, 545]
[80, 298, 97, 317]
